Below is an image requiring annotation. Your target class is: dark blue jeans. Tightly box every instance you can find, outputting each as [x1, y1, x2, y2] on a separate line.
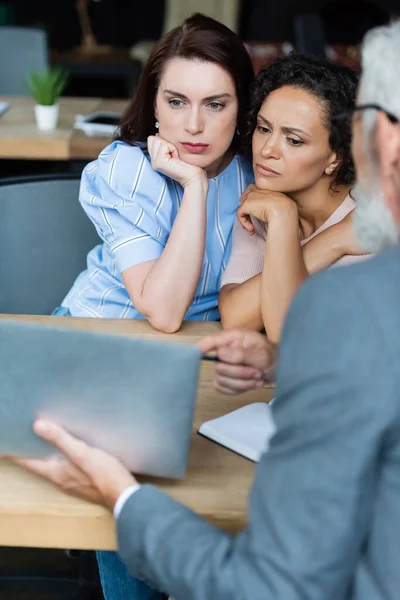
[52, 305, 162, 600]
[96, 551, 162, 600]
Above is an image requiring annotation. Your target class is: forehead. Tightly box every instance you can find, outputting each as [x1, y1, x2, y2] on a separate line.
[158, 58, 236, 98]
[259, 86, 325, 130]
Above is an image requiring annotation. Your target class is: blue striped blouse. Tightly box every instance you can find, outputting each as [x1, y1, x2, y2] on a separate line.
[62, 140, 253, 320]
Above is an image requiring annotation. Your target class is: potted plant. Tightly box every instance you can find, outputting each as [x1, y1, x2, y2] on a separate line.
[27, 67, 68, 131]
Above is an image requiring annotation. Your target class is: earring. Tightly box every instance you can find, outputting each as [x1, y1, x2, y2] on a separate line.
[328, 167, 334, 174]
[236, 128, 240, 135]
[155, 121, 159, 130]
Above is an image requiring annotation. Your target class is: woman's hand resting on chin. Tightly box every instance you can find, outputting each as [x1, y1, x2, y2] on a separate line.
[147, 135, 207, 189]
[237, 184, 297, 235]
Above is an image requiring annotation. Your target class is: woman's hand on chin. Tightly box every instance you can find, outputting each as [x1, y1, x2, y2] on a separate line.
[237, 185, 297, 235]
[147, 135, 207, 189]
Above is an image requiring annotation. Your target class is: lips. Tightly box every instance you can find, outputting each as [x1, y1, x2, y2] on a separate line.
[180, 142, 209, 154]
[255, 163, 281, 177]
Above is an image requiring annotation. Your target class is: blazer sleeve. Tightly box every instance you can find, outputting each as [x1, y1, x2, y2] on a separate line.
[117, 268, 390, 600]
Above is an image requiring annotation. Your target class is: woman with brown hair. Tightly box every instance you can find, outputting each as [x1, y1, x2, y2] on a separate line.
[59, 12, 254, 600]
[55, 13, 254, 335]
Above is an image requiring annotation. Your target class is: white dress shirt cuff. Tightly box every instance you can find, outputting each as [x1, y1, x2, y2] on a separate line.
[113, 484, 141, 519]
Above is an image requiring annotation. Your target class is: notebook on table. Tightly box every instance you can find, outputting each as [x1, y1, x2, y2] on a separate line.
[198, 401, 276, 462]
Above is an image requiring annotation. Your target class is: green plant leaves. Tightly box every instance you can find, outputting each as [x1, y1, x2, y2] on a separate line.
[27, 67, 69, 106]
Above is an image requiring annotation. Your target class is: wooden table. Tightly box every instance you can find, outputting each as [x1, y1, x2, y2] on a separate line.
[0, 96, 128, 161]
[0, 315, 274, 550]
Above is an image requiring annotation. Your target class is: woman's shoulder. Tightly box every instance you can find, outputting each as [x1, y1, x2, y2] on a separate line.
[322, 193, 356, 228]
[98, 139, 147, 159]
[81, 141, 166, 204]
[342, 193, 356, 213]
[97, 140, 152, 175]
[84, 140, 168, 196]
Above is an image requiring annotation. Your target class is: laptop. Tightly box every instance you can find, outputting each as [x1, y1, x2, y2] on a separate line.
[0, 319, 202, 478]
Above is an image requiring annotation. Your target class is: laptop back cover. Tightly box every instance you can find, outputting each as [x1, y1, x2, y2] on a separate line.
[0, 320, 201, 478]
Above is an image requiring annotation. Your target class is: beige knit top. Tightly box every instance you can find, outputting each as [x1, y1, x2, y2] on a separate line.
[221, 195, 370, 287]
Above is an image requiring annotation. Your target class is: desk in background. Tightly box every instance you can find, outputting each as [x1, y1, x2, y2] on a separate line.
[0, 315, 274, 550]
[0, 96, 128, 162]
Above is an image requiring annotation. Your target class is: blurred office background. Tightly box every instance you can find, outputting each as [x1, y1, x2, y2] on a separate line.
[1, 0, 399, 98]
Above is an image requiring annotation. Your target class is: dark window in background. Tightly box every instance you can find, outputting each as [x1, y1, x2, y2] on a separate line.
[10, 0, 400, 48]
[12, 0, 80, 48]
[241, 0, 398, 43]
[322, 0, 393, 43]
[12, 0, 165, 51]
[88, 0, 165, 49]
[6, 0, 399, 98]
[8, 0, 165, 98]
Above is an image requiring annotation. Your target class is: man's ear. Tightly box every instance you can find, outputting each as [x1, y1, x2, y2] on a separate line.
[376, 110, 400, 222]
[376, 111, 400, 175]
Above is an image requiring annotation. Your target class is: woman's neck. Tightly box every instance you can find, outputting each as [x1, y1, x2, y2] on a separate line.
[205, 151, 234, 179]
[288, 180, 352, 239]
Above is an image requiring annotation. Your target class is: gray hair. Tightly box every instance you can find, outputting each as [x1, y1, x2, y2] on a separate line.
[353, 19, 400, 252]
[359, 19, 400, 136]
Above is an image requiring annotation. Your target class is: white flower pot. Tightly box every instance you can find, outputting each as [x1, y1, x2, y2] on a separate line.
[34, 104, 59, 131]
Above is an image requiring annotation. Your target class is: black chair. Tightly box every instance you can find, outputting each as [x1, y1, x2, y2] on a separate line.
[0, 174, 100, 315]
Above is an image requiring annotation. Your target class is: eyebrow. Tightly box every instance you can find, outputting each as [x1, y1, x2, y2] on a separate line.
[163, 90, 233, 102]
[257, 114, 311, 137]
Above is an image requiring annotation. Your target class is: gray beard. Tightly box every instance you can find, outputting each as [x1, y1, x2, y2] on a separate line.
[352, 182, 399, 253]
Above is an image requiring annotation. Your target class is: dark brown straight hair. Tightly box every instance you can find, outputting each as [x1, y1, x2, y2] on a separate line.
[117, 13, 254, 153]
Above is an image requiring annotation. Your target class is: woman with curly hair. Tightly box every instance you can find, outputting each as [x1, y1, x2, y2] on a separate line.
[219, 54, 371, 342]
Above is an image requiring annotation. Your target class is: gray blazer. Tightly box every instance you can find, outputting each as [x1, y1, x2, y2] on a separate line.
[118, 245, 400, 600]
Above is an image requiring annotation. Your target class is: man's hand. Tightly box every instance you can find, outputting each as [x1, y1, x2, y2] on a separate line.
[198, 329, 277, 395]
[7, 420, 137, 511]
[237, 185, 297, 235]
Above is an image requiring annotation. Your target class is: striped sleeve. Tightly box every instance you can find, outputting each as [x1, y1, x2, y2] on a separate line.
[79, 142, 172, 272]
[220, 215, 267, 287]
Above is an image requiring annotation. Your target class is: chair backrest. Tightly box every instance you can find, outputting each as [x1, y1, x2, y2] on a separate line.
[0, 174, 101, 315]
[0, 26, 48, 95]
